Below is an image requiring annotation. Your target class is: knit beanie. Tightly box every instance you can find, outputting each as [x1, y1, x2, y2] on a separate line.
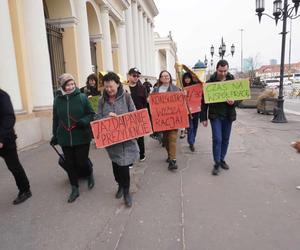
[58, 73, 75, 90]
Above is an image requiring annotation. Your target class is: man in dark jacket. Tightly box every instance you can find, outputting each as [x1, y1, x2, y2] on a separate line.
[200, 60, 236, 176]
[127, 67, 148, 161]
[0, 89, 32, 204]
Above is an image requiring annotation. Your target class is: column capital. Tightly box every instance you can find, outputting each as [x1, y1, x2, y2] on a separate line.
[46, 16, 79, 28]
[138, 5, 142, 11]
[143, 12, 147, 18]
[147, 17, 152, 23]
[90, 34, 103, 43]
[118, 20, 126, 26]
[132, 0, 137, 4]
[100, 5, 110, 13]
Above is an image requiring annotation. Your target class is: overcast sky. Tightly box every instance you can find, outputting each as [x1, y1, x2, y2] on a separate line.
[154, 0, 300, 71]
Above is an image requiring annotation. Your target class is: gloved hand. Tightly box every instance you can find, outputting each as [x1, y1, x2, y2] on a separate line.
[50, 136, 58, 145]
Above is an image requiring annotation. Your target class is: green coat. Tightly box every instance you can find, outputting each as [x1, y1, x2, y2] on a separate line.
[52, 88, 95, 147]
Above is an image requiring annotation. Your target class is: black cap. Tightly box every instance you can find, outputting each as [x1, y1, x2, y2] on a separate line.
[128, 67, 141, 75]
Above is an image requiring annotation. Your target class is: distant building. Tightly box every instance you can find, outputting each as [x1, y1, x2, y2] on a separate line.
[243, 57, 254, 72]
[192, 60, 207, 82]
[256, 62, 300, 79]
[154, 32, 177, 79]
[270, 59, 277, 65]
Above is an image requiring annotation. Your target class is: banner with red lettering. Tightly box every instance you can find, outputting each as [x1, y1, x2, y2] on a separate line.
[149, 92, 189, 132]
[183, 83, 202, 113]
[90, 109, 152, 148]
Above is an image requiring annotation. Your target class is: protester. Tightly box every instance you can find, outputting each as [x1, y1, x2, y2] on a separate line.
[152, 70, 181, 170]
[200, 60, 236, 176]
[182, 72, 200, 152]
[96, 72, 139, 207]
[0, 89, 32, 205]
[143, 78, 152, 95]
[127, 67, 148, 162]
[51, 73, 95, 203]
[81, 73, 101, 97]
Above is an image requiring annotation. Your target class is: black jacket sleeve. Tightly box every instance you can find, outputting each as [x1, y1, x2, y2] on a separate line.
[0, 91, 16, 144]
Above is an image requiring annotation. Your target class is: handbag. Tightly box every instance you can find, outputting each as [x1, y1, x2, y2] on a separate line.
[50, 144, 93, 178]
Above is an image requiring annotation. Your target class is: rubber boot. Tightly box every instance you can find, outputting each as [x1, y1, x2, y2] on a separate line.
[68, 186, 79, 203]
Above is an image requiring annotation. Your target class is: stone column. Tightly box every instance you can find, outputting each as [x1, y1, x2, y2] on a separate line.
[47, 17, 80, 84]
[131, 0, 141, 68]
[150, 23, 156, 76]
[125, 2, 135, 69]
[0, 0, 23, 111]
[74, 0, 93, 86]
[138, 6, 145, 74]
[90, 34, 104, 72]
[118, 20, 128, 77]
[143, 14, 149, 75]
[100, 5, 113, 71]
[166, 49, 175, 78]
[155, 49, 161, 77]
[20, 0, 53, 110]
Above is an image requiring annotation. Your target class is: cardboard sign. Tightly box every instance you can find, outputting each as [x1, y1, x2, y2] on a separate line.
[149, 92, 189, 132]
[88, 96, 99, 112]
[90, 109, 152, 148]
[204, 79, 251, 104]
[183, 83, 203, 113]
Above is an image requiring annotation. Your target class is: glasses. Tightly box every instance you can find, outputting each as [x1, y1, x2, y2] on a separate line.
[132, 74, 139, 78]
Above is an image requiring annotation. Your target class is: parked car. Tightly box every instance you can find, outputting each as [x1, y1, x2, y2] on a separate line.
[261, 79, 280, 89]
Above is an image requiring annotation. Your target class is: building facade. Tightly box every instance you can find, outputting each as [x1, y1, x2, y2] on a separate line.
[0, 0, 159, 148]
[154, 32, 177, 80]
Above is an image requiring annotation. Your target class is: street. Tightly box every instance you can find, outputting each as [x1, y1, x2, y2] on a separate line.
[1, 109, 300, 250]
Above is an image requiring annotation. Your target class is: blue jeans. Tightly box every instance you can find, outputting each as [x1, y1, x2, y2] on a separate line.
[187, 112, 199, 145]
[210, 117, 232, 163]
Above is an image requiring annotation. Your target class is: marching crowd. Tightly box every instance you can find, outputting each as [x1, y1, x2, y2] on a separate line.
[0, 59, 238, 207]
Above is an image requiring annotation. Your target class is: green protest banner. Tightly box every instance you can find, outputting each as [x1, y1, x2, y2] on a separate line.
[88, 96, 99, 112]
[203, 79, 250, 104]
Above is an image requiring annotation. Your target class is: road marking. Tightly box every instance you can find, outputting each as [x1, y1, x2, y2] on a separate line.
[284, 109, 300, 116]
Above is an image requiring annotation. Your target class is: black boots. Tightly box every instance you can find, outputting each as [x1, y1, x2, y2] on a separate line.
[123, 188, 132, 207]
[212, 163, 220, 176]
[220, 160, 230, 170]
[13, 190, 32, 205]
[68, 186, 79, 203]
[168, 160, 178, 170]
[115, 185, 123, 199]
[87, 173, 95, 190]
[189, 144, 195, 152]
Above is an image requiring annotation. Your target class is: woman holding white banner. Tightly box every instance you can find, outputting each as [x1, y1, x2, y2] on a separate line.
[96, 72, 139, 208]
[152, 70, 181, 171]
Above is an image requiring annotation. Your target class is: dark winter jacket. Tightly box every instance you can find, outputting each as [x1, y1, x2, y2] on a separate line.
[129, 80, 148, 110]
[152, 83, 181, 93]
[52, 88, 95, 147]
[0, 89, 17, 148]
[200, 72, 237, 122]
[96, 86, 139, 166]
[80, 85, 101, 97]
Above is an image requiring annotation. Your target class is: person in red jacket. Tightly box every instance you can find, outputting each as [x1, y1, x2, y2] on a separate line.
[0, 89, 31, 205]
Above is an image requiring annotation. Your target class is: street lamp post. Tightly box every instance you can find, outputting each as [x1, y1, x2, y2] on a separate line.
[255, 0, 300, 123]
[211, 37, 235, 60]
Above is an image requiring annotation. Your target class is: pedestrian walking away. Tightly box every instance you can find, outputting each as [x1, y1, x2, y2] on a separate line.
[152, 70, 181, 171]
[0, 89, 32, 205]
[51, 73, 95, 203]
[200, 60, 236, 176]
[127, 67, 148, 162]
[96, 72, 139, 208]
[182, 72, 200, 152]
